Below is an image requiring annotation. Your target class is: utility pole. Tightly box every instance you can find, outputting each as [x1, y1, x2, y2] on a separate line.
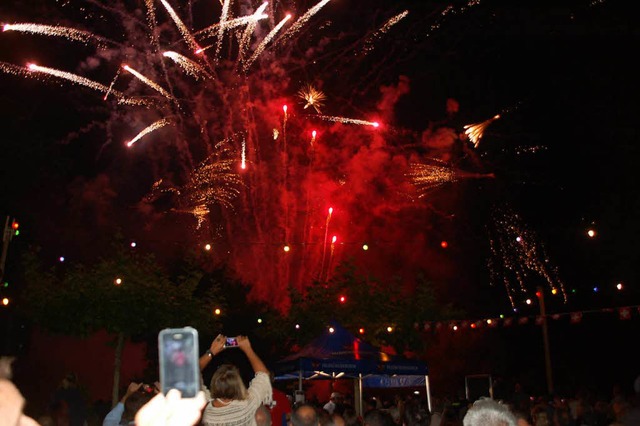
[537, 286, 554, 395]
[1, 215, 18, 282]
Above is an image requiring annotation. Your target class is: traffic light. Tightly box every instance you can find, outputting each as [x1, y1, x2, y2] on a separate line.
[11, 219, 19, 237]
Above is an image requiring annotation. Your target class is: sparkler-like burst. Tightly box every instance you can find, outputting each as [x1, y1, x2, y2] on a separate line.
[297, 84, 327, 113]
[1, 0, 495, 311]
[408, 159, 495, 197]
[463, 114, 500, 148]
[487, 206, 568, 309]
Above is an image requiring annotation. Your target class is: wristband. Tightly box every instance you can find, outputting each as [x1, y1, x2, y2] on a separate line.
[205, 349, 213, 358]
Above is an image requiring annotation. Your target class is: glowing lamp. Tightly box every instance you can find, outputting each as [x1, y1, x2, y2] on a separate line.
[214, 308, 221, 315]
[359, 328, 365, 334]
[516, 236, 522, 242]
[295, 324, 300, 329]
[453, 325, 458, 331]
[386, 326, 393, 333]
[11, 220, 19, 230]
[486, 319, 493, 325]
[205, 244, 212, 251]
[329, 327, 335, 333]
[551, 288, 557, 295]
[339, 295, 346, 303]
[440, 240, 448, 248]
[283, 245, 290, 252]
[59, 256, 65, 262]
[114, 278, 122, 286]
[526, 298, 532, 305]
[2, 298, 8, 306]
[471, 323, 477, 329]
[587, 229, 596, 238]
[362, 244, 369, 251]
[617, 282, 623, 290]
[257, 318, 262, 324]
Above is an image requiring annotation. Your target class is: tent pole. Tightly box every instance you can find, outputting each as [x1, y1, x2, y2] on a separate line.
[356, 374, 363, 418]
[425, 375, 432, 413]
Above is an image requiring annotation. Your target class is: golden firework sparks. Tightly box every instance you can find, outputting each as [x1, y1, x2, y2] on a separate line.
[297, 84, 327, 113]
[463, 114, 500, 148]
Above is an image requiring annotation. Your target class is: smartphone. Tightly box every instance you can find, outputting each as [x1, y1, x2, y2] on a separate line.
[158, 327, 200, 398]
[224, 336, 239, 348]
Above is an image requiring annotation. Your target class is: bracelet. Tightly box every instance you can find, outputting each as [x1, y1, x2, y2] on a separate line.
[205, 350, 213, 358]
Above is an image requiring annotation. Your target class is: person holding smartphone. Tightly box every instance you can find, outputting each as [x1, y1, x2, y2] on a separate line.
[199, 334, 272, 426]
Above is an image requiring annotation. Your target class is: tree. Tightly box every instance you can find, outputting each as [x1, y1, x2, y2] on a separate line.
[264, 260, 463, 357]
[19, 236, 222, 406]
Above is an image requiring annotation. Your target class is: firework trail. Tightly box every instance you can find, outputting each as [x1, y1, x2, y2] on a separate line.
[463, 114, 500, 148]
[243, 14, 291, 72]
[238, 2, 269, 68]
[122, 64, 173, 100]
[409, 159, 495, 197]
[126, 118, 172, 147]
[487, 206, 568, 309]
[279, 0, 331, 42]
[162, 51, 212, 80]
[363, 10, 409, 54]
[2, 23, 110, 46]
[214, 0, 232, 62]
[25, 63, 146, 106]
[159, 0, 201, 52]
[103, 68, 121, 101]
[317, 115, 380, 127]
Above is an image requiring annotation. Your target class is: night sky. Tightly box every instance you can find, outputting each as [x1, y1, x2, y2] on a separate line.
[1, 0, 639, 397]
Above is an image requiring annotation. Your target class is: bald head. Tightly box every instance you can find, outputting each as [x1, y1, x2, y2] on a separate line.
[292, 403, 319, 426]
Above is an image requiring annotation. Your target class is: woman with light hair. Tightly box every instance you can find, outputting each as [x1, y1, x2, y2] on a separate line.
[462, 397, 518, 426]
[199, 335, 272, 426]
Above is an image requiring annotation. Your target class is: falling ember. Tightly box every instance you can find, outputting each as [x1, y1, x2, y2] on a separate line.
[463, 114, 500, 148]
[297, 84, 327, 113]
[273, 129, 279, 140]
[317, 115, 380, 127]
[311, 130, 317, 145]
[125, 118, 171, 147]
[2, 23, 107, 45]
[122, 64, 172, 99]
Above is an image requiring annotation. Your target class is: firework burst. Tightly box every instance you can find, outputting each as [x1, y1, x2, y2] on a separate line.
[487, 206, 568, 309]
[463, 114, 500, 148]
[297, 84, 327, 113]
[0, 0, 490, 311]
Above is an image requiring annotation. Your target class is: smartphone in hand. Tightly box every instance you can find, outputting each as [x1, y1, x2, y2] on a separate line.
[224, 337, 239, 348]
[158, 327, 200, 398]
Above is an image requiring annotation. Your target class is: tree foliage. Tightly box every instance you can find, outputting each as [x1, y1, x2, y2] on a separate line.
[258, 260, 463, 357]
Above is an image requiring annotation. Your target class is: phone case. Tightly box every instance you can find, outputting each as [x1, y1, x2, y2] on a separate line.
[158, 327, 200, 398]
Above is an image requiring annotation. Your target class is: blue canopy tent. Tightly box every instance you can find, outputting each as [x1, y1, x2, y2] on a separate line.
[273, 323, 431, 415]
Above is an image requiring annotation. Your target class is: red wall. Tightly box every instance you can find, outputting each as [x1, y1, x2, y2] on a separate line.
[12, 328, 148, 416]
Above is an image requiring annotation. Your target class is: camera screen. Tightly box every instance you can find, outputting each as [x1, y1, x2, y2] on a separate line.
[160, 330, 199, 397]
[225, 337, 239, 347]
